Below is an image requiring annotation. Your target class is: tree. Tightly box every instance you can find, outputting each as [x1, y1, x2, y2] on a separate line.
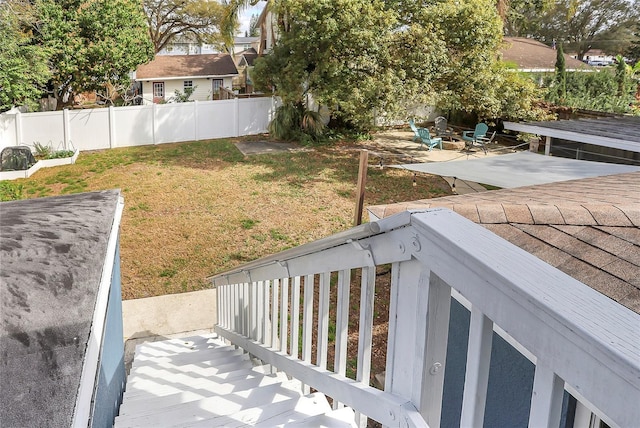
[34, 0, 154, 107]
[627, 22, 640, 63]
[511, 0, 639, 59]
[555, 43, 566, 101]
[0, 0, 50, 112]
[252, 0, 547, 135]
[503, 0, 554, 36]
[143, 0, 226, 53]
[252, 0, 398, 130]
[221, 0, 271, 49]
[615, 55, 628, 96]
[248, 13, 260, 37]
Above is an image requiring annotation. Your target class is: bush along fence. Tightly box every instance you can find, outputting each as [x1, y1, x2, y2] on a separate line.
[0, 97, 276, 153]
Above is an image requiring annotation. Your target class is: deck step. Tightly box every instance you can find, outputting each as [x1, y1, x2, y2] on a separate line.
[115, 334, 356, 427]
[129, 350, 251, 378]
[114, 381, 304, 427]
[170, 392, 332, 428]
[283, 407, 358, 427]
[123, 365, 267, 400]
[119, 372, 291, 415]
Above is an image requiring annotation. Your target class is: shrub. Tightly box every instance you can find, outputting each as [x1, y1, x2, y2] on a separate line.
[541, 69, 636, 114]
[269, 102, 326, 142]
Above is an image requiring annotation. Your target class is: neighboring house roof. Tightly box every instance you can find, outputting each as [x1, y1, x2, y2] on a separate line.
[368, 171, 640, 314]
[237, 48, 258, 67]
[234, 36, 260, 44]
[582, 49, 612, 57]
[136, 54, 238, 80]
[0, 190, 121, 427]
[501, 37, 592, 71]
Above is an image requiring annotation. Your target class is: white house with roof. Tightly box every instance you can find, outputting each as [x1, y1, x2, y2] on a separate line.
[157, 37, 260, 56]
[570, 49, 616, 66]
[135, 54, 238, 104]
[233, 36, 260, 54]
[500, 37, 592, 72]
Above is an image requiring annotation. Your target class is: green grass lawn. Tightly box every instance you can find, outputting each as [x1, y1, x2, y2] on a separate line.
[1, 137, 452, 299]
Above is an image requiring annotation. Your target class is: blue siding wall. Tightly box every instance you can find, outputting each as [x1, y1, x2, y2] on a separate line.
[441, 299, 536, 427]
[91, 241, 126, 427]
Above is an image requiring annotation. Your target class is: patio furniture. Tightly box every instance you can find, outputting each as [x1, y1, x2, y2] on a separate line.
[462, 123, 489, 151]
[417, 128, 443, 151]
[474, 131, 497, 154]
[408, 118, 422, 142]
[433, 116, 454, 141]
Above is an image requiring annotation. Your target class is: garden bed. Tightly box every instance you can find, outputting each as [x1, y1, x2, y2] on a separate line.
[0, 149, 79, 181]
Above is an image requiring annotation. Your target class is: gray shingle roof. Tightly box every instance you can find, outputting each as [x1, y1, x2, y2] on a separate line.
[0, 190, 121, 427]
[368, 171, 640, 313]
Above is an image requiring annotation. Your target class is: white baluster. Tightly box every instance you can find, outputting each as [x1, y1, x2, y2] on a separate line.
[356, 266, 375, 428]
[280, 277, 289, 354]
[302, 274, 314, 394]
[529, 361, 564, 428]
[291, 276, 301, 359]
[317, 272, 330, 370]
[334, 269, 351, 409]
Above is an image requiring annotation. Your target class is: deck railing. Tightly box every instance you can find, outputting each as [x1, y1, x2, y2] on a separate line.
[210, 209, 640, 428]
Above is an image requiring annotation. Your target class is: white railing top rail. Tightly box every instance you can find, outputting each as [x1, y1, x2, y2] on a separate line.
[211, 209, 640, 427]
[209, 211, 411, 285]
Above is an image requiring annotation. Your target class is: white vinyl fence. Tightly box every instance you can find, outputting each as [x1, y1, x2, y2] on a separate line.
[0, 97, 275, 152]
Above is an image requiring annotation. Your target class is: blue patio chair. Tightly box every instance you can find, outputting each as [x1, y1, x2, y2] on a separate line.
[416, 128, 443, 151]
[408, 118, 421, 142]
[462, 123, 489, 151]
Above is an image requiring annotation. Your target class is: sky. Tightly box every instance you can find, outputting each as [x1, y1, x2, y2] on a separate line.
[238, 1, 266, 36]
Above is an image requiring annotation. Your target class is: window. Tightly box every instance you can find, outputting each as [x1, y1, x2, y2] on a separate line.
[153, 82, 164, 98]
[183, 80, 193, 91]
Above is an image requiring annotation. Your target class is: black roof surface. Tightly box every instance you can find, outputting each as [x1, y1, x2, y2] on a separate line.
[0, 190, 121, 427]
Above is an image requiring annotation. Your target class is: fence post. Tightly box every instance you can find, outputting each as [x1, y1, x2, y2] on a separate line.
[152, 103, 157, 145]
[235, 97, 240, 137]
[353, 150, 369, 226]
[63, 109, 70, 150]
[108, 106, 116, 149]
[194, 101, 199, 141]
[15, 111, 23, 145]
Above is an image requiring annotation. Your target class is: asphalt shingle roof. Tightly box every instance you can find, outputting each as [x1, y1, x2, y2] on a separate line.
[136, 54, 238, 80]
[0, 190, 121, 427]
[501, 37, 592, 71]
[368, 171, 640, 313]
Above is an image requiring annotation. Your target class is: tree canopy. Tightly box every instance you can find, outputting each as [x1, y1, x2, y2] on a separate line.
[627, 22, 640, 63]
[507, 0, 640, 58]
[32, 0, 154, 107]
[221, 0, 267, 49]
[143, 0, 226, 53]
[248, 13, 260, 37]
[0, 0, 51, 112]
[252, 0, 546, 133]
